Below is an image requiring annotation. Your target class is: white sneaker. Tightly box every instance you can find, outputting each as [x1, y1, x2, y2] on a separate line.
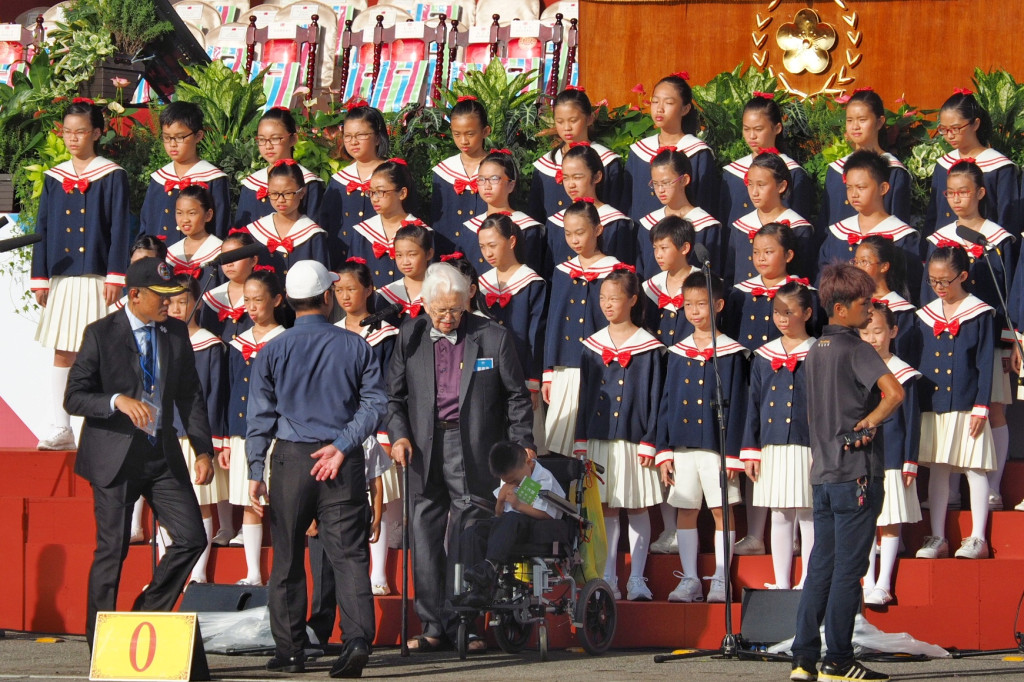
[733, 536, 765, 556]
[1015, 499, 1024, 512]
[915, 536, 949, 559]
[989, 493, 1004, 510]
[604, 576, 621, 600]
[37, 426, 76, 451]
[236, 577, 262, 586]
[864, 587, 893, 606]
[626, 576, 653, 601]
[954, 536, 989, 559]
[228, 530, 245, 547]
[763, 583, 782, 590]
[650, 528, 678, 554]
[211, 528, 235, 546]
[705, 575, 727, 603]
[372, 584, 391, 596]
[667, 572, 703, 602]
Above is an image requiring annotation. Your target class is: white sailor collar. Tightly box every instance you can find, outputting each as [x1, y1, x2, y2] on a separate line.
[669, 333, 747, 360]
[190, 327, 223, 352]
[640, 206, 719, 231]
[378, 278, 422, 312]
[151, 160, 226, 184]
[724, 152, 802, 179]
[203, 281, 244, 314]
[334, 316, 399, 346]
[433, 153, 476, 185]
[630, 133, 712, 163]
[916, 294, 993, 328]
[733, 208, 810, 236]
[876, 290, 915, 313]
[167, 234, 224, 267]
[643, 267, 699, 310]
[828, 214, 917, 243]
[479, 265, 544, 297]
[465, 210, 540, 233]
[330, 164, 373, 192]
[241, 163, 320, 190]
[229, 324, 285, 354]
[351, 214, 426, 249]
[930, 220, 1012, 248]
[937, 147, 1015, 173]
[583, 326, 663, 358]
[247, 215, 324, 252]
[886, 354, 922, 384]
[734, 274, 814, 297]
[533, 142, 619, 177]
[754, 336, 815, 363]
[549, 202, 628, 227]
[829, 151, 907, 175]
[556, 255, 622, 279]
[45, 156, 123, 184]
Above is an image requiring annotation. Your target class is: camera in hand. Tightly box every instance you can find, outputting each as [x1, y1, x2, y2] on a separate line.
[840, 428, 874, 448]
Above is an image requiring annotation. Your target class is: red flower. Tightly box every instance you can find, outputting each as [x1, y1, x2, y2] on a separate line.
[630, 82, 646, 95]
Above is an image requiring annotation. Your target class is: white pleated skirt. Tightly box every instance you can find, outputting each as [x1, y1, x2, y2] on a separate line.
[179, 436, 229, 505]
[379, 463, 402, 505]
[876, 468, 922, 526]
[991, 347, 1012, 404]
[587, 439, 664, 508]
[919, 411, 995, 471]
[543, 367, 581, 457]
[35, 275, 107, 352]
[751, 444, 813, 509]
[227, 435, 272, 505]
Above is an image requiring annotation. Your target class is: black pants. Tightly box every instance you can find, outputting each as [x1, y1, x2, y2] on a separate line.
[410, 426, 491, 641]
[267, 441, 374, 658]
[463, 512, 539, 568]
[307, 532, 336, 646]
[87, 435, 205, 647]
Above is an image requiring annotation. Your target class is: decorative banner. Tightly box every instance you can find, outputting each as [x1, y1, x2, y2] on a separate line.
[89, 612, 209, 681]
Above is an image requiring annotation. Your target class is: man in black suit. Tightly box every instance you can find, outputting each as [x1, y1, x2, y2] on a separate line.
[65, 257, 214, 648]
[387, 263, 534, 652]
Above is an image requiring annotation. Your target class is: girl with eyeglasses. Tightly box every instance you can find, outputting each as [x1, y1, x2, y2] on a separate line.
[852, 235, 917, 359]
[925, 89, 1019, 242]
[236, 107, 325, 228]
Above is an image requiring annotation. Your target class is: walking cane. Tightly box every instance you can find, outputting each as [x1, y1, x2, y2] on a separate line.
[400, 463, 410, 657]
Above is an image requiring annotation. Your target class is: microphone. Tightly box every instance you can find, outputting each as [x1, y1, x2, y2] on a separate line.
[0, 233, 43, 253]
[955, 223, 989, 247]
[210, 242, 265, 266]
[693, 243, 713, 270]
[0, 216, 9, 229]
[359, 302, 403, 327]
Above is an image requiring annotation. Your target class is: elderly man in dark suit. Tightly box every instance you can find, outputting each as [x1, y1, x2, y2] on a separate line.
[65, 257, 213, 648]
[387, 262, 535, 652]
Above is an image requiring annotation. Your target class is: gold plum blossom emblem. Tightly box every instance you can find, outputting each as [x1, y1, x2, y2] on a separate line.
[776, 8, 837, 75]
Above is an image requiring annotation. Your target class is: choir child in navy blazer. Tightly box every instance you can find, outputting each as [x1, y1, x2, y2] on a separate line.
[200, 230, 258, 343]
[574, 268, 665, 601]
[656, 272, 748, 604]
[139, 102, 231, 241]
[430, 96, 490, 255]
[852, 235, 918, 360]
[32, 100, 131, 451]
[165, 184, 223, 284]
[379, 223, 433, 322]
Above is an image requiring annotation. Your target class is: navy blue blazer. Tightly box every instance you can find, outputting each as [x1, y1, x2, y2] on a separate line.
[139, 161, 231, 240]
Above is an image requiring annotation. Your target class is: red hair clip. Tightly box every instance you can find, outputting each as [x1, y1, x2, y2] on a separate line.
[841, 173, 847, 184]
[496, 210, 513, 216]
[456, 95, 477, 102]
[388, 158, 408, 166]
[440, 252, 464, 262]
[575, 197, 595, 204]
[654, 145, 676, 156]
[743, 172, 750, 187]
[346, 256, 367, 264]
[787, 276, 810, 286]
[852, 87, 874, 94]
[935, 238, 964, 250]
[952, 157, 977, 167]
[758, 146, 780, 155]
[489, 148, 512, 155]
[72, 97, 94, 104]
[400, 218, 424, 227]
[871, 298, 890, 307]
[271, 106, 290, 112]
[565, 85, 586, 92]
[273, 159, 297, 167]
[253, 264, 276, 272]
[953, 87, 974, 96]
[569, 141, 591, 148]
[155, 234, 167, 241]
[752, 91, 774, 100]
[777, 219, 791, 227]
[228, 227, 250, 235]
[345, 99, 369, 111]
[195, 181, 210, 189]
[671, 71, 690, 81]
[612, 263, 636, 273]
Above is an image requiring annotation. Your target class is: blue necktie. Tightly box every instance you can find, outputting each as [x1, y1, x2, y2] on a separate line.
[138, 326, 157, 444]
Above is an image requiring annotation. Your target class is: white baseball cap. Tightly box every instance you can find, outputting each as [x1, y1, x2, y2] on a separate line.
[285, 260, 339, 299]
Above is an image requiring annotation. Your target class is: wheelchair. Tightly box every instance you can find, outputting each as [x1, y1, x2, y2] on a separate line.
[451, 454, 617, 660]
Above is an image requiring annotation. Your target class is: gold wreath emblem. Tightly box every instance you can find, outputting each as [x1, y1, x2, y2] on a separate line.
[776, 8, 836, 75]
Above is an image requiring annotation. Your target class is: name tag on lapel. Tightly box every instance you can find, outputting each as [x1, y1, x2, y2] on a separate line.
[474, 358, 494, 372]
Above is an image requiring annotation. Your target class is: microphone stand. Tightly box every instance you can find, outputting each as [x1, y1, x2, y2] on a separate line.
[969, 234, 1024, 377]
[655, 261, 790, 665]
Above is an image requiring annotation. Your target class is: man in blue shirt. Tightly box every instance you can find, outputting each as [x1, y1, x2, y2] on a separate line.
[247, 260, 387, 678]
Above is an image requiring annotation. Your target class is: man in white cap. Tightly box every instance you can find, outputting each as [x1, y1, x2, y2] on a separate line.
[246, 260, 387, 678]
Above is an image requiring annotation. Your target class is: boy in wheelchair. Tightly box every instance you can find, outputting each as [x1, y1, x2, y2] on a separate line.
[457, 441, 566, 608]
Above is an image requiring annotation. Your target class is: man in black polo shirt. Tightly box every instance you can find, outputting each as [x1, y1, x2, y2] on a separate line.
[790, 264, 904, 682]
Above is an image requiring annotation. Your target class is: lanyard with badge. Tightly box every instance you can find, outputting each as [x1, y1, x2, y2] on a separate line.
[138, 326, 161, 439]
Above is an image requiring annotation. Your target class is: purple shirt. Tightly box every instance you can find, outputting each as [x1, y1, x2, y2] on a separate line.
[434, 327, 465, 421]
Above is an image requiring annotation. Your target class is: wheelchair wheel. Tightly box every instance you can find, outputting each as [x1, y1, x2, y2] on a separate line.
[494, 614, 533, 654]
[538, 622, 548, 661]
[574, 578, 617, 655]
[456, 620, 468, 660]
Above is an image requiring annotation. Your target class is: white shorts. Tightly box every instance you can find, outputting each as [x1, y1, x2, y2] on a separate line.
[665, 449, 741, 509]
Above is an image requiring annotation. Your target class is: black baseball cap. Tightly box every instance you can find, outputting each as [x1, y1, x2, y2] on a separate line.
[125, 257, 186, 295]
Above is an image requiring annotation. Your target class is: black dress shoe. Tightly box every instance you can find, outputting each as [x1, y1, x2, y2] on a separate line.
[330, 637, 370, 679]
[463, 562, 496, 590]
[266, 654, 306, 673]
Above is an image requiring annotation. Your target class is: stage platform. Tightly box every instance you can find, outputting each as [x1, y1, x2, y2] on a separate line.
[2, 448, 1023, 651]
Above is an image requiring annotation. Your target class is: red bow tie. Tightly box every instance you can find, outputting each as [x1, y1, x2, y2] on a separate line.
[750, 287, 777, 299]
[240, 340, 265, 361]
[372, 242, 395, 260]
[658, 293, 684, 309]
[568, 266, 599, 282]
[685, 347, 714, 361]
[62, 177, 90, 194]
[403, 302, 422, 317]
[174, 264, 203, 278]
[602, 348, 632, 367]
[267, 236, 294, 253]
[555, 169, 564, 184]
[771, 356, 798, 372]
[256, 187, 268, 200]
[933, 319, 960, 337]
[164, 178, 192, 192]
[747, 230, 757, 242]
[454, 178, 478, 194]
[486, 292, 512, 308]
[346, 180, 369, 194]
[218, 307, 244, 322]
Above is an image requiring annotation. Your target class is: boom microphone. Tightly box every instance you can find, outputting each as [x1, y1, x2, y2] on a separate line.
[359, 302, 404, 327]
[210, 242, 265, 266]
[955, 223, 989, 247]
[693, 243, 713, 269]
[0, 233, 43, 253]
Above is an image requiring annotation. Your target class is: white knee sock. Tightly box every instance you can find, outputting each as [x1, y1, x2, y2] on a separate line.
[965, 469, 990, 539]
[988, 425, 1009, 495]
[864, 535, 877, 590]
[603, 513, 620, 584]
[714, 530, 736, 579]
[928, 465, 951, 537]
[370, 522, 388, 587]
[131, 498, 145, 535]
[51, 366, 71, 429]
[797, 510, 814, 588]
[216, 500, 234, 536]
[876, 534, 900, 593]
[627, 512, 651, 579]
[676, 528, 699, 579]
[770, 509, 795, 589]
[659, 502, 677, 536]
[191, 517, 213, 583]
[242, 523, 263, 583]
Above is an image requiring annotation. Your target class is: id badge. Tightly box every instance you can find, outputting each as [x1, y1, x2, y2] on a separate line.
[141, 393, 160, 438]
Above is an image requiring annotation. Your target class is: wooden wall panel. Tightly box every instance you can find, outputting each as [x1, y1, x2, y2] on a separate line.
[580, 0, 1024, 110]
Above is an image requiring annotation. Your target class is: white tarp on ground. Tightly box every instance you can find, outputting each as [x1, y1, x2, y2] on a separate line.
[768, 614, 951, 658]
